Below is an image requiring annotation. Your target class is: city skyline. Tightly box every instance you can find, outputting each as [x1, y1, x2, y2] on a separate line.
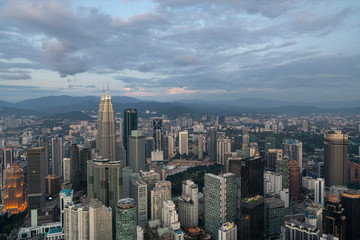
[0, 0, 359, 102]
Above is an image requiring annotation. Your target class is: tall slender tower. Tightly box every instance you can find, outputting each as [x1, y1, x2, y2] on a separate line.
[97, 87, 116, 161]
[123, 109, 138, 166]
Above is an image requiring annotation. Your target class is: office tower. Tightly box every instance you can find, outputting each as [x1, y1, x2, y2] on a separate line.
[305, 202, 323, 232]
[210, 128, 217, 161]
[145, 137, 154, 159]
[124, 109, 138, 166]
[283, 139, 303, 171]
[122, 167, 134, 198]
[289, 160, 301, 200]
[265, 149, 282, 171]
[162, 200, 180, 230]
[179, 180, 198, 229]
[63, 157, 70, 182]
[265, 137, 276, 152]
[317, 162, 325, 178]
[277, 158, 290, 189]
[240, 156, 264, 240]
[140, 170, 160, 217]
[87, 157, 122, 211]
[27, 147, 46, 211]
[168, 135, 175, 158]
[60, 189, 73, 228]
[264, 198, 284, 239]
[96, 87, 116, 161]
[242, 134, 250, 146]
[153, 118, 163, 151]
[2, 163, 27, 214]
[162, 134, 169, 160]
[280, 188, 290, 208]
[314, 178, 325, 205]
[341, 190, 360, 240]
[51, 137, 63, 177]
[80, 148, 90, 184]
[283, 220, 321, 240]
[348, 161, 360, 183]
[45, 174, 60, 196]
[324, 130, 348, 187]
[64, 199, 113, 240]
[217, 137, 231, 165]
[323, 194, 346, 239]
[264, 171, 283, 195]
[128, 130, 145, 173]
[151, 186, 171, 221]
[204, 173, 235, 239]
[1, 146, 13, 170]
[129, 173, 148, 228]
[302, 120, 309, 132]
[116, 198, 137, 240]
[119, 118, 124, 143]
[198, 134, 203, 160]
[218, 222, 237, 240]
[116, 138, 126, 162]
[249, 142, 258, 157]
[70, 144, 80, 190]
[179, 130, 189, 155]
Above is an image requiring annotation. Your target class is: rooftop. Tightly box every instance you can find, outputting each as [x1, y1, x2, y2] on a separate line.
[60, 189, 73, 197]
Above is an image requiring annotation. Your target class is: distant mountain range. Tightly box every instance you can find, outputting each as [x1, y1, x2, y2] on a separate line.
[0, 95, 359, 119]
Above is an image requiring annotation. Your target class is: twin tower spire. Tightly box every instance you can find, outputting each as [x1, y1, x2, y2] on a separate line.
[96, 84, 116, 161]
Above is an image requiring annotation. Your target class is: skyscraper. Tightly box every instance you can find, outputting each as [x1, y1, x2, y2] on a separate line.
[204, 173, 235, 239]
[151, 186, 171, 221]
[323, 194, 346, 239]
[179, 130, 189, 155]
[217, 137, 231, 165]
[116, 198, 137, 240]
[87, 157, 122, 211]
[324, 130, 348, 187]
[178, 180, 198, 229]
[265, 137, 276, 152]
[51, 137, 63, 177]
[341, 190, 360, 240]
[283, 139, 303, 171]
[80, 147, 90, 184]
[264, 198, 284, 239]
[2, 163, 27, 214]
[124, 109, 138, 166]
[289, 160, 301, 200]
[129, 173, 148, 228]
[210, 128, 217, 161]
[97, 87, 116, 161]
[314, 178, 325, 205]
[128, 130, 145, 173]
[277, 158, 290, 189]
[70, 144, 80, 190]
[198, 134, 203, 160]
[152, 118, 163, 151]
[27, 147, 46, 211]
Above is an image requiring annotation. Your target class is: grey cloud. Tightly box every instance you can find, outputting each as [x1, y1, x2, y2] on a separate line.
[0, 73, 31, 80]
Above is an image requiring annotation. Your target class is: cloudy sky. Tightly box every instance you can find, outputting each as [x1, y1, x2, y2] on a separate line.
[0, 0, 359, 102]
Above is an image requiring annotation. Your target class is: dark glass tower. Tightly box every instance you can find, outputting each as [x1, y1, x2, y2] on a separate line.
[123, 109, 138, 166]
[70, 144, 80, 190]
[341, 190, 360, 240]
[152, 118, 162, 151]
[210, 128, 217, 161]
[323, 194, 346, 239]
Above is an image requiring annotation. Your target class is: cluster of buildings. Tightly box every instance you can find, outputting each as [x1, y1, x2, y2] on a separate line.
[0, 89, 360, 240]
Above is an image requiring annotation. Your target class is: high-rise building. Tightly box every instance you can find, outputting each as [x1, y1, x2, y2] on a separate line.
[265, 149, 282, 171]
[178, 180, 198, 229]
[289, 160, 301, 200]
[80, 148, 90, 184]
[168, 135, 175, 158]
[2, 163, 27, 214]
[323, 194, 346, 239]
[302, 120, 309, 132]
[51, 137, 63, 177]
[210, 128, 217, 161]
[151, 186, 171, 221]
[129, 173, 148, 228]
[277, 158, 290, 189]
[179, 130, 188, 155]
[265, 137, 276, 152]
[242, 134, 250, 146]
[60, 189, 73, 228]
[45, 174, 60, 196]
[283, 139, 303, 171]
[198, 134, 203, 160]
[27, 147, 46, 211]
[116, 198, 137, 240]
[63, 157, 71, 182]
[124, 109, 138, 166]
[264, 198, 284, 239]
[204, 173, 235, 239]
[64, 199, 113, 240]
[264, 171, 283, 195]
[324, 130, 348, 187]
[162, 200, 180, 230]
[314, 178, 325, 205]
[283, 220, 320, 240]
[217, 137, 231, 165]
[152, 118, 163, 151]
[140, 170, 160, 219]
[122, 167, 134, 198]
[128, 130, 145, 173]
[87, 157, 122, 211]
[1, 146, 13, 170]
[96, 87, 116, 161]
[218, 222, 237, 240]
[317, 162, 325, 179]
[239, 156, 264, 240]
[341, 190, 360, 240]
[70, 144, 80, 190]
[305, 202, 323, 233]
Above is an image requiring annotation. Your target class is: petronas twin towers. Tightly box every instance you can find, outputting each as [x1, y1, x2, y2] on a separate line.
[96, 87, 116, 161]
